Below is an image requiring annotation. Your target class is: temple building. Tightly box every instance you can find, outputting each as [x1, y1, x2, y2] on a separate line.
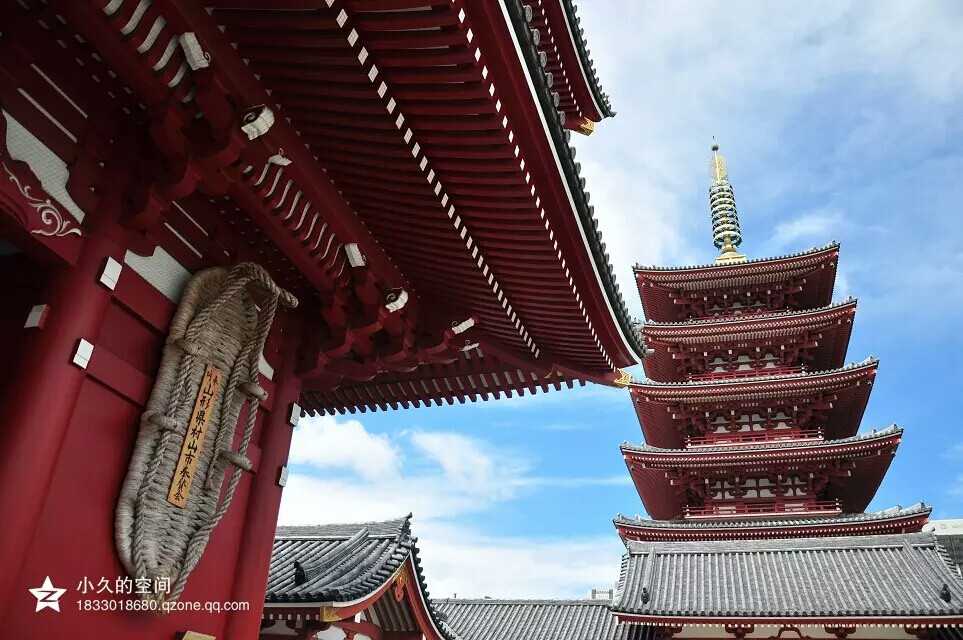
[0, 1, 641, 638]
[609, 144, 963, 638]
[263, 146, 963, 640]
[259, 517, 458, 640]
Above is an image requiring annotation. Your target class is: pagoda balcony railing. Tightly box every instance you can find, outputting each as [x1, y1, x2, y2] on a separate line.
[686, 365, 804, 382]
[683, 499, 842, 520]
[686, 429, 823, 448]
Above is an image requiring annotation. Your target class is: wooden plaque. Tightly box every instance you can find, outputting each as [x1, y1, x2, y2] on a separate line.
[167, 364, 222, 508]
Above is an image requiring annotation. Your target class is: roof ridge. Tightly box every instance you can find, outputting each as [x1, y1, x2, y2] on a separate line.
[642, 297, 857, 328]
[558, 0, 614, 116]
[433, 598, 608, 604]
[626, 531, 938, 554]
[621, 423, 902, 455]
[634, 241, 840, 273]
[630, 356, 878, 388]
[613, 502, 931, 528]
[275, 514, 412, 539]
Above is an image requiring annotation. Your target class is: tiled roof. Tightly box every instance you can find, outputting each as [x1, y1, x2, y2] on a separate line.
[615, 502, 931, 531]
[612, 533, 963, 620]
[620, 424, 902, 456]
[629, 356, 877, 389]
[504, 0, 644, 361]
[641, 297, 856, 329]
[617, 504, 929, 529]
[633, 242, 840, 273]
[559, 0, 615, 117]
[433, 599, 652, 640]
[266, 515, 455, 639]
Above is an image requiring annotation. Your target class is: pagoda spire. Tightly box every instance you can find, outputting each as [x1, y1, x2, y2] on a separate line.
[709, 140, 747, 264]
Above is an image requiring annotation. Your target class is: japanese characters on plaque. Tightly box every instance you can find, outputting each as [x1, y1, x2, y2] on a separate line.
[167, 364, 222, 508]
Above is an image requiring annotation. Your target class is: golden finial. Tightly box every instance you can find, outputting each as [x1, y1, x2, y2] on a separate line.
[710, 139, 728, 184]
[708, 139, 747, 264]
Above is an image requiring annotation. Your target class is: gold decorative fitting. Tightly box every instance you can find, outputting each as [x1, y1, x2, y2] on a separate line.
[320, 606, 344, 622]
[180, 633, 216, 640]
[576, 118, 596, 136]
[612, 369, 632, 388]
[392, 569, 408, 602]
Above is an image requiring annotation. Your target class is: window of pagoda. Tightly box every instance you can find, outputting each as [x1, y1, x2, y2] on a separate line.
[677, 464, 852, 519]
[679, 400, 831, 447]
[674, 339, 818, 380]
[671, 277, 807, 320]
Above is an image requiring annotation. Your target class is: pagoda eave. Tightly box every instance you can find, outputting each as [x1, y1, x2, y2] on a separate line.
[624, 427, 901, 521]
[631, 359, 878, 448]
[634, 243, 840, 322]
[641, 299, 858, 382]
[614, 503, 932, 542]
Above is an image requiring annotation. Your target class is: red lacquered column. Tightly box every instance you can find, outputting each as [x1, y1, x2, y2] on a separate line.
[0, 214, 125, 612]
[222, 311, 305, 639]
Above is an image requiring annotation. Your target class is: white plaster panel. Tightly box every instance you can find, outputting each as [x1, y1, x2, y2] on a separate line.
[2, 110, 86, 223]
[123, 246, 191, 303]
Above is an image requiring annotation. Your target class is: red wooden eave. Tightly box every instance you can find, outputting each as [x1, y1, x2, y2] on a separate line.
[630, 359, 877, 449]
[635, 244, 840, 322]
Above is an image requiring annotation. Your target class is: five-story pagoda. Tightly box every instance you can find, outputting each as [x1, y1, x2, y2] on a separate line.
[615, 143, 930, 542]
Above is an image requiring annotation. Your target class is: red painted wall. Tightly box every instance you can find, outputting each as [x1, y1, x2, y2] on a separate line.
[0, 256, 289, 639]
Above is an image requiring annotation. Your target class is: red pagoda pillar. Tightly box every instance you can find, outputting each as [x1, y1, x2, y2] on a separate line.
[224, 311, 306, 639]
[0, 191, 126, 611]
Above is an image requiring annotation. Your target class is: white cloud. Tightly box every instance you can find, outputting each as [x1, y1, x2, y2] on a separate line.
[943, 444, 963, 460]
[288, 415, 400, 481]
[766, 210, 845, 251]
[410, 431, 507, 487]
[571, 1, 963, 323]
[416, 522, 625, 599]
[278, 416, 632, 597]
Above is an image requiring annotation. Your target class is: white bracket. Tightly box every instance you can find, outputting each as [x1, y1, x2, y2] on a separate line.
[344, 243, 366, 268]
[24, 304, 49, 329]
[178, 33, 211, 70]
[288, 403, 302, 427]
[99, 257, 123, 290]
[385, 288, 409, 313]
[72, 339, 94, 369]
[451, 318, 475, 334]
[267, 151, 291, 166]
[241, 105, 275, 140]
[277, 466, 289, 487]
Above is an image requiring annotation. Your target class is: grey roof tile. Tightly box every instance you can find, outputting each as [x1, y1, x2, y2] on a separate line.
[620, 423, 901, 456]
[612, 533, 963, 619]
[629, 356, 877, 389]
[559, 0, 615, 116]
[433, 599, 651, 640]
[633, 241, 840, 273]
[615, 503, 931, 531]
[267, 516, 456, 639]
[641, 297, 856, 328]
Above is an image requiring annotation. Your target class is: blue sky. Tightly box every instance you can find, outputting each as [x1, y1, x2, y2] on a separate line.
[279, 2, 963, 598]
